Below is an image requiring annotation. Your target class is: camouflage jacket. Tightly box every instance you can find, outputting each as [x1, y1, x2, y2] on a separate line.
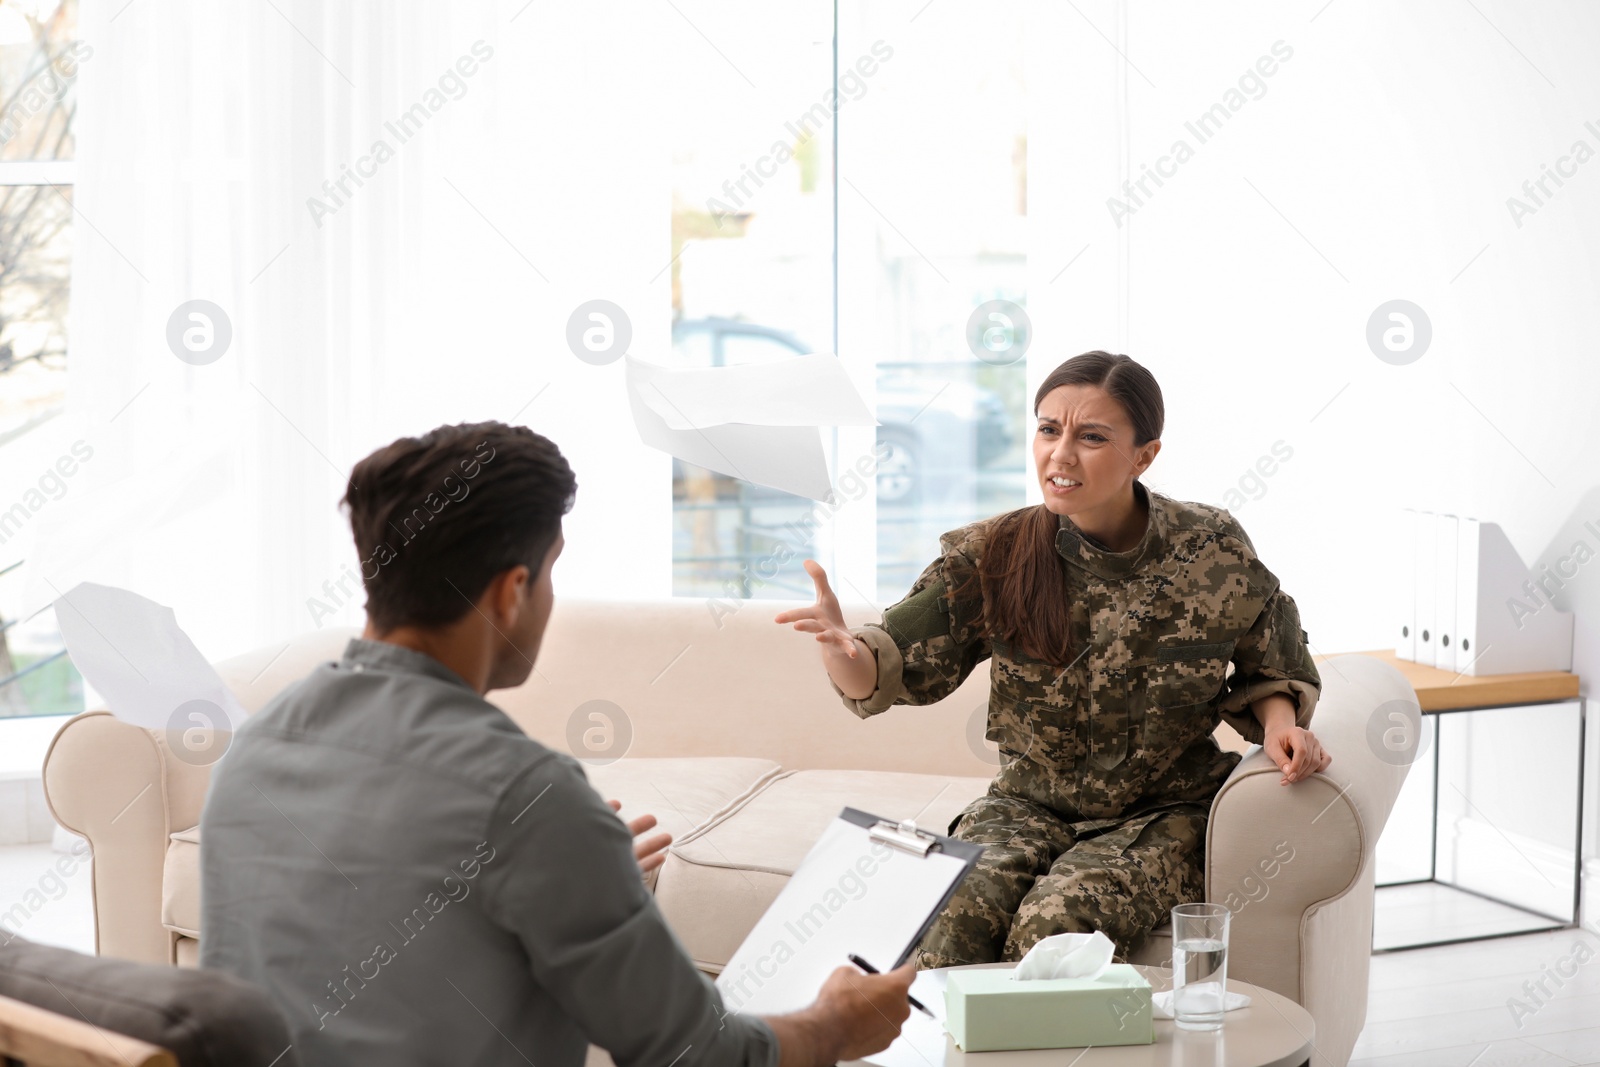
[833, 480, 1321, 827]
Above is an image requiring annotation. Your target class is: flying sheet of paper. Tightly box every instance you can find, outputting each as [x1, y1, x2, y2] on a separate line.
[625, 353, 875, 501]
[54, 582, 247, 733]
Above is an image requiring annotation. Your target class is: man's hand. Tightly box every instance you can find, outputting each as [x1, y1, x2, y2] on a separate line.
[820, 961, 916, 1061]
[767, 961, 915, 1067]
[606, 799, 673, 876]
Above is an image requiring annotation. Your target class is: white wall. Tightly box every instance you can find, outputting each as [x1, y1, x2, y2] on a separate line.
[1041, 0, 1600, 655]
[1032, 0, 1600, 919]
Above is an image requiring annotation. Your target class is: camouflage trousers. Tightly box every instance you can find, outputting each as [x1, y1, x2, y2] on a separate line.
[914, 791, 1209, 968]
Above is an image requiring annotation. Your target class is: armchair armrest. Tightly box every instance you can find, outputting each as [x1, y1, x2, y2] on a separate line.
[1206, 653, 1414, 1064]
[0, 992, 175, 1067]
[41, 712, 215, 964]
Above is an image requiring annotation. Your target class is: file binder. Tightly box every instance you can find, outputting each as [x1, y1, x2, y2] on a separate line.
[1454, 517, 1574, 675]
[1433, 513, 1458, 672]
[1415, 509, 1437, 666]
[715, 808, 984, 1018]
[1396, 508, 1417, 661]
[1456, 515, 1484, 671]
[1397, 508, 1574, 674]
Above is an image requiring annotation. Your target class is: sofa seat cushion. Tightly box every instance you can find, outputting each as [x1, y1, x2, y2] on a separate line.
[583, 756, 784, 846]
[159, 756, 783, 940]
[584, 757, 785, 892]
[653, 769, 992, 974]
[162, 825, 202, 939]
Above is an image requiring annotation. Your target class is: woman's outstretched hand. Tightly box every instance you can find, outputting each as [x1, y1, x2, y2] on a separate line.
[773, 559, 861, 660]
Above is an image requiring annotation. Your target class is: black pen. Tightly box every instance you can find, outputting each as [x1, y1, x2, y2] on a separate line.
[847, 954, 936, 1019]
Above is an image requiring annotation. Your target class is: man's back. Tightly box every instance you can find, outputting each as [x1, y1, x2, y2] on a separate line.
[201, 637, 776, 1067]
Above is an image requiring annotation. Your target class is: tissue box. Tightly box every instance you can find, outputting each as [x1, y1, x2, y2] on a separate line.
[944, 964, 1154, 1051]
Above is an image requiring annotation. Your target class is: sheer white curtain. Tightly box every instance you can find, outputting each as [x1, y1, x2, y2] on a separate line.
[31, 0, 675, 661]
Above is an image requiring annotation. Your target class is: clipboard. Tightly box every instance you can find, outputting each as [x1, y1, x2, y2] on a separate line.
[714, 807, 984, 1017]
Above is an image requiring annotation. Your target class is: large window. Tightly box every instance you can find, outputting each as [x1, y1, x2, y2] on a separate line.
[668, 0, 1030, 604]
[0, 0, 82, 720]
[668, 2, 836, 600]
[853, 0, 1030, 597]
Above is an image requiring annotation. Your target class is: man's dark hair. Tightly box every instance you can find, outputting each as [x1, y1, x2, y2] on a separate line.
[340, 421, 576, 631]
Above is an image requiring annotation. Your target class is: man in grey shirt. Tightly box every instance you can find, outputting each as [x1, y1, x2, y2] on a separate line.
[201, 422, 913, 1067]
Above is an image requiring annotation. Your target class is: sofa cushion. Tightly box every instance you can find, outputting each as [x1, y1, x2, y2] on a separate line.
[584, 757, 784, 891]
[159, 756, 783, 939]
[654, 769, 992, 973]
[584, 756, 784, 846]
[0, 935, 299, 1066]
[163, 825, 202, 939]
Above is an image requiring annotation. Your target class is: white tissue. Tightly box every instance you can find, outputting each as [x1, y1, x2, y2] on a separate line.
[1009, 931, 1117, 981]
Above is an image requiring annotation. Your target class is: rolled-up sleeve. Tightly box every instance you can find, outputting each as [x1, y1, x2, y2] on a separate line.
[830, 527, 992, 719]
[479, 755, 779, 1067]
[1216, 585, 1322, 745]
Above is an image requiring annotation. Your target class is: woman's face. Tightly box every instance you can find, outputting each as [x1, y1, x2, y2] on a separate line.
[1033, 384, 1159, 517]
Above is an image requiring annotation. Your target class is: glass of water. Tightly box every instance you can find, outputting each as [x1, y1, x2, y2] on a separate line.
[1171, 902, 1230, 1031]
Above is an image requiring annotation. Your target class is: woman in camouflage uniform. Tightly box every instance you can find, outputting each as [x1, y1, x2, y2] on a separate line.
[775, 351, 1331, 967]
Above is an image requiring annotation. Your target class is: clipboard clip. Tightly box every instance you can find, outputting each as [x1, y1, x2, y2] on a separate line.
[868, 818, 938, 857]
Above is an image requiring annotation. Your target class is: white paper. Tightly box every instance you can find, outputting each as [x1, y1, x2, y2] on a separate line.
[634, 353, 874, 430]
[625, 353, 875, 501]
[1010, 930, 1116, 981]
[861, 968, 951, 1067]
[54, 582, 247, 732]
[714, 815, 971, 1018]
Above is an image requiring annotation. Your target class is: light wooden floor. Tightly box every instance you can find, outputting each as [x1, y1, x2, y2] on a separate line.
[1374, 883, 1584, 952]
[0, 841, 95, 956]
[1355, 889, 1600, 1067]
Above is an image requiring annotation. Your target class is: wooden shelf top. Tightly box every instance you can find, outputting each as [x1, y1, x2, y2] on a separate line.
[1316, 649, 1581, 713]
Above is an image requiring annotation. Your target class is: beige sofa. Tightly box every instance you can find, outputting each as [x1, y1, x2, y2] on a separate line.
[42, 597, 1415, 1067]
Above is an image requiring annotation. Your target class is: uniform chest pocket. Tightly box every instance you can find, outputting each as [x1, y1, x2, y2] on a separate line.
[1148, 639, 1233, 710]
[986, 651, 1082, 766]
